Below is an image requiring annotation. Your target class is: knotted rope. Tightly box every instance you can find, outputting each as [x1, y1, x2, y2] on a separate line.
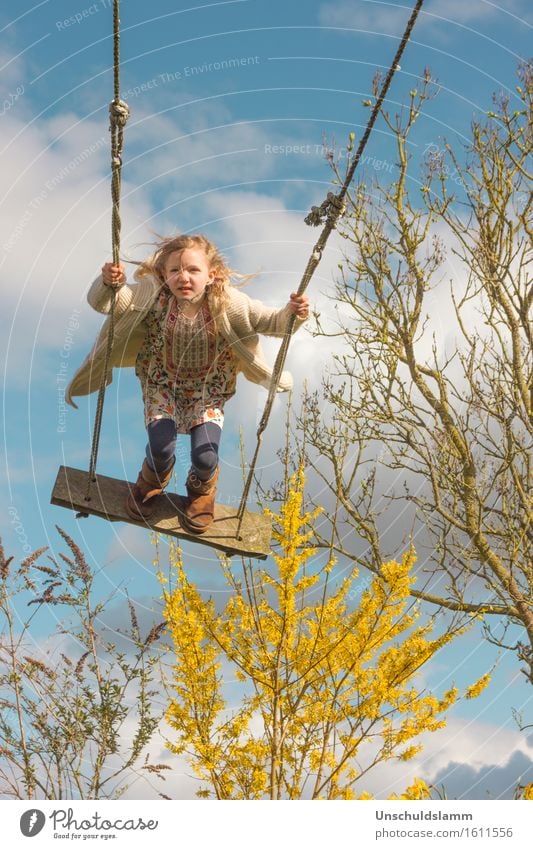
[80, 0, 129, 513]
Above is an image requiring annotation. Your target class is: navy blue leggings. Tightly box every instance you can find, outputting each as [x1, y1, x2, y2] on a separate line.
[146, 419, 221, 480]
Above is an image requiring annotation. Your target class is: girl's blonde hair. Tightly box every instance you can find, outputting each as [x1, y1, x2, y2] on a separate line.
[133, 233, 245, 316]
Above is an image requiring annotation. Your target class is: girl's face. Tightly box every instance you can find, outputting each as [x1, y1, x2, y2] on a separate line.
[163, 247, 215, 302]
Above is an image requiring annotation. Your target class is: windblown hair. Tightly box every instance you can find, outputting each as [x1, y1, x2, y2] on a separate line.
[133, 233, 245, 316]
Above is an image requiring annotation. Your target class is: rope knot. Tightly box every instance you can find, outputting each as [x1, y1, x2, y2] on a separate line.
[109, 98, 130, 128]
[305, 192, 346, 227]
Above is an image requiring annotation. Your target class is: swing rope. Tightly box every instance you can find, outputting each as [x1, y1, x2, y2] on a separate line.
[235, 0, 425, 533]
[80, 0, 129, 512]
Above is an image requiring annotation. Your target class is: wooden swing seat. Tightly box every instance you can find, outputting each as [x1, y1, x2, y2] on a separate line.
[51, 466, 271, 560]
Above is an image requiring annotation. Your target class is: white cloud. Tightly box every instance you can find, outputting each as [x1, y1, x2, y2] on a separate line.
[0, 112, 153, 397]
[417, 713, 533, 799]
[423, 0, 530, 27]
[319, 0, 410, 35]
[318, 0, 531, 33]
[333, 715, 533, 799]
[431, 749, 533, 799]
[103, 522, 155, 570]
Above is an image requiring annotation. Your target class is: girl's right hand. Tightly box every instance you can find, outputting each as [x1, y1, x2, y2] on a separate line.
[102, 262, 126, 287]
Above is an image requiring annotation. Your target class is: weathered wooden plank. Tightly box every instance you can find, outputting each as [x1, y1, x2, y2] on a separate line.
[51, 466, 271, 560]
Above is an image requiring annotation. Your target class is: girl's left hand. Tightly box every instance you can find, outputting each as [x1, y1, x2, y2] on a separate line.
[288, 293, 310, 319]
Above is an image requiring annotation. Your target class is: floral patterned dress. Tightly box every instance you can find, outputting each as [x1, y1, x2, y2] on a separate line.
[135, 287, 238, 433]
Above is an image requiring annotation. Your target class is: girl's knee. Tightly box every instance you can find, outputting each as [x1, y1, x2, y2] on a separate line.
[191, 444, 218, 475]
[147, 418, 177, 451]
[146, 418, 177, 470]
[190, 421, 221, 477]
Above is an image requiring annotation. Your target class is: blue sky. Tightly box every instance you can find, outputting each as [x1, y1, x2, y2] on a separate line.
[1, 0, 532, 799]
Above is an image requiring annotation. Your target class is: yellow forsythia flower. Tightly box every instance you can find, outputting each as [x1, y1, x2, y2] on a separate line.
[392, 778, 432, 800]
[465, 673, 491, 699]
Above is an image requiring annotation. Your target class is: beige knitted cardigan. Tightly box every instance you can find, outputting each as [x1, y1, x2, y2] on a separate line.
[65, 274, 305, 408]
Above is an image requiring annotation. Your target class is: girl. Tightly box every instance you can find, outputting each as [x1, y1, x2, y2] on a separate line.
[66, 234, 309, 533]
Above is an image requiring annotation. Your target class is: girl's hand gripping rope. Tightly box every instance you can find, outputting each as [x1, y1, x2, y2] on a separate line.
[288, 292, 310, 319]
[102, 262, 126, 287]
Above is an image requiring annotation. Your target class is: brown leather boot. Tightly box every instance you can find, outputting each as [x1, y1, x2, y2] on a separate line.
[125, 458, 175, 521]
[182, 466, 219, 533]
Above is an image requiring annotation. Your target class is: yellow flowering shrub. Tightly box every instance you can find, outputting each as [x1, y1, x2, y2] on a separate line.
[163, 465, 488, 799]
